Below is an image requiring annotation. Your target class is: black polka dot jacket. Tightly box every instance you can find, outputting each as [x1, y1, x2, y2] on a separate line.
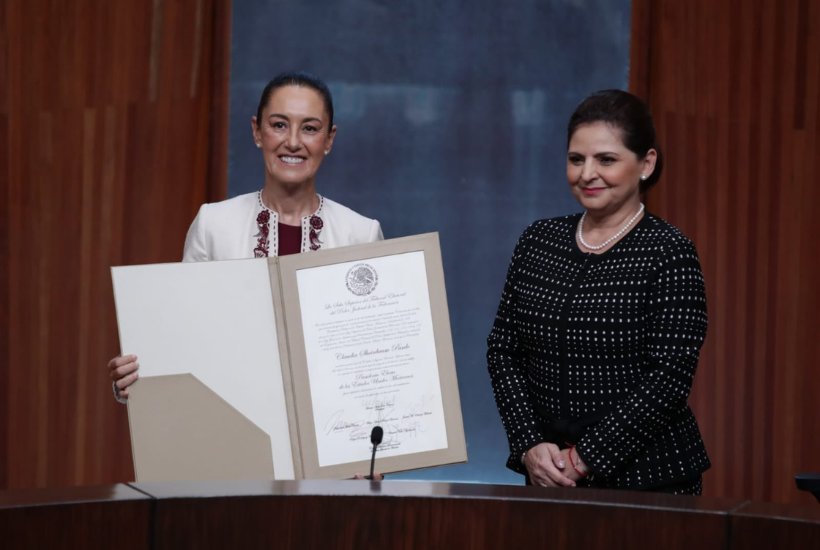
[487, 212, 711, 489]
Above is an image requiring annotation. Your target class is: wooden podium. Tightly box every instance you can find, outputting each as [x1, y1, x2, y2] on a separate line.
[2, 480, 819, 549]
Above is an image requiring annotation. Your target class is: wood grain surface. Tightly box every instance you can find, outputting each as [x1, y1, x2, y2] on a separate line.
[0, 0, 230, 490]
[137, 480, 744, 550]
[1, 480, 818, 550]
[631, 0, 820, 505]
[0, 483, 151, 549]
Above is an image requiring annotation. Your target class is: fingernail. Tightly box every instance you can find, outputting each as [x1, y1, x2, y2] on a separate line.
[572, 483, 576, 487]
[135, 373, 139, 379]
[135, 362, 140, 368]
[558, 461, 565, 468]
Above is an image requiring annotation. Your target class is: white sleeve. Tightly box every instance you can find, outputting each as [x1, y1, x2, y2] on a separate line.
[112, 381, 128, 404]
[368, 219, 384, 242]
[182, 204, 210, 262]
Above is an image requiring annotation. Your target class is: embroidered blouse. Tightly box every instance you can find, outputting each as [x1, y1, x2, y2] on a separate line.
[181, 190, 383, 262]
[253, 191, 325, 257]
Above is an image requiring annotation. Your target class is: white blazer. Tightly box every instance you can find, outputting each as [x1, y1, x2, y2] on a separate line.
[182, 191, 383, 261]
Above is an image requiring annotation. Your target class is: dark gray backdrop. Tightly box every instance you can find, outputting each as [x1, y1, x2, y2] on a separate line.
[228, 0, 632, 484]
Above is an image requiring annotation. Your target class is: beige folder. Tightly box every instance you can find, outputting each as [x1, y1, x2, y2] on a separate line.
[128, 374, 273, 482]
[113, 233, 467, 483]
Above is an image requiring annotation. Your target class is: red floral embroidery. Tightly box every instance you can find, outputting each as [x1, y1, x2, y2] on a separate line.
[309, 215, 324, 251]
[255, 191, 324, 255]
[309, 229, 321, 251]
[254, 210, 271, 257]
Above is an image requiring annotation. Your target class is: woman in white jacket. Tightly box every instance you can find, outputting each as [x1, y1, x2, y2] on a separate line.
[109, 71, 383, 400]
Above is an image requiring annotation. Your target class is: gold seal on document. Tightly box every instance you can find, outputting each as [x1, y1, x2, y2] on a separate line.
[345, 263, 378, 296]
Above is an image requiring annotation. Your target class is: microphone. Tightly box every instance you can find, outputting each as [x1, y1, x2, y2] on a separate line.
[369, 426, 384, 480]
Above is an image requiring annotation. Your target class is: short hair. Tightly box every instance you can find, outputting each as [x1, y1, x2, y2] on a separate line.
[567, 89, 663, 193]
[255, 71, 335, 131]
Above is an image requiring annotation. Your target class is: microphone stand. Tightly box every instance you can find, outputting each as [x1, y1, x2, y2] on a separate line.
[369, 426, 383, 480]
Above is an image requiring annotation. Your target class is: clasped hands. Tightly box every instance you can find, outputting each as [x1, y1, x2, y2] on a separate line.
[524, 442, 588, 488]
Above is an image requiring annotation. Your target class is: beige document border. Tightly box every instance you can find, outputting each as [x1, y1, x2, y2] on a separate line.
[266, 259, 304, 480]
[276, 233, 467, 479]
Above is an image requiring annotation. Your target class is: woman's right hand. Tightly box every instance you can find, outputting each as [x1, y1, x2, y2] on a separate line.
[524, 442, 576, 488]
[108, 354, 139, 400]
[353, 472, 384, 481]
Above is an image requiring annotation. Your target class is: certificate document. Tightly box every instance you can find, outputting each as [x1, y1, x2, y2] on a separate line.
[277, 232, 466, 479]
[296, 251, 448, 467]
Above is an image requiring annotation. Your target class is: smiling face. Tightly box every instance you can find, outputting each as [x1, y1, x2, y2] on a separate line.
[567, 121, 656, 216]
[251, 85, 337, 189]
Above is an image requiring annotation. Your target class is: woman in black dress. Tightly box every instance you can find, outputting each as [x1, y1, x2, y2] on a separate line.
[487, 90, 710, 494]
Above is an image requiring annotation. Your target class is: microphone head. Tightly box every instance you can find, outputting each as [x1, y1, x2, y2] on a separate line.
[370, 426, 384, 445]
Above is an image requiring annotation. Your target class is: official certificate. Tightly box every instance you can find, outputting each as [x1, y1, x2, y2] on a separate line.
[296, 251, 448, 466]
[276, 233, 466, 479]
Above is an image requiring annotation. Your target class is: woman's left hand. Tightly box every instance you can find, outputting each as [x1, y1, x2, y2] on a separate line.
[558, 448, 587, 482]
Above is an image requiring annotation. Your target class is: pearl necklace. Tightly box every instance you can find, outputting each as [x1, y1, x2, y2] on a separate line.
[578, 203, 645, 251]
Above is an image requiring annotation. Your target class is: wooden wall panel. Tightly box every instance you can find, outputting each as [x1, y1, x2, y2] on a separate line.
[0, 0, 230, 490]
[631, 0, 820, 505]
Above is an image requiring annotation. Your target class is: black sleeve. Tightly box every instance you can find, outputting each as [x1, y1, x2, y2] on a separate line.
[487, 227, 546, 474]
